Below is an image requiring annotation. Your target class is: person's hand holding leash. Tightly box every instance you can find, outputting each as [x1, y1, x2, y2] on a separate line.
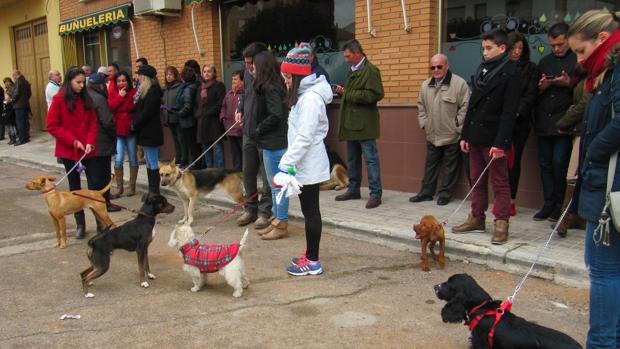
[489, 147, 505, 159]
[85, 144, 95, 154]
[74, 140, 85, 152]
[460, 140, 470, 153]
[234, 111, 243, 126]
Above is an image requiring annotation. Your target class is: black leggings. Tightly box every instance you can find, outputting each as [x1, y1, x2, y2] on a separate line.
[61, 156, 111, 201]
[299, 183, 322, 261]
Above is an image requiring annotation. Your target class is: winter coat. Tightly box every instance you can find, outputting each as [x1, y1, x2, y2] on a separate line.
[88, 85, 116, 156]
[12, 75, 31, 110]
[107, 76, 118, 101]
[461, 60, 520, 150]
[180, 239, 240, 273]
[555, 79, 591, 135]
[161, 81, 182, 125]
[514, 61, 539, 131]
[578, 52, 620, 223]
[176, 81, 198, 129]
[108, 87, 137, 137]
[312, 61, 331, 84]
[417, 70, 470, 147]
[534, 51, 577, 136]
[134, 84, 164, 147]
[195, 80, 226, 144]
[279, 74, 332, 185]
[46, 91, 99, 160]
[3, 86, 16, 126]
[0, 87, 4, 124]
[255, 87, 288, 150]
[219, 88, 243, 137]
[237, 70, 258, 138]
[338, 58, 385, 141]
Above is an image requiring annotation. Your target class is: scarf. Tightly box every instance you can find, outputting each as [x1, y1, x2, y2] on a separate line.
[473, 53, 509, 90]
[232, 82, 243, 95]
[583, 30, 620, 93]
[200, 79, 216, 102]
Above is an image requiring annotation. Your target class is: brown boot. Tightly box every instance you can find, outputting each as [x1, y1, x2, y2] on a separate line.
[257, 219, 278, 236]
[126, 167, 138, 197]
[491, 220, 509, 245]
[237, 211, 258, 226]
[557, 212, 577, 238]
[253, 215, 271, 229]
[110, 167, 124, 199]
[261, 220, 288, 240]
[452, 214, 485, 233]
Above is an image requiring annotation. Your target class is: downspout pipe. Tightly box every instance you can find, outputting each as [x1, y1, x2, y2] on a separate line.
[367, 0, 376, 37]
[401, 0, 411, 32]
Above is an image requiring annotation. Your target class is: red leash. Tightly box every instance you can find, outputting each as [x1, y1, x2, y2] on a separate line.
[216, 191, 261, 224]
[71, 192, 152, 217]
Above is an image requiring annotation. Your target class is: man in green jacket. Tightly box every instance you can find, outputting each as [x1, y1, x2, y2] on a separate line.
[334, 40, 385, 209]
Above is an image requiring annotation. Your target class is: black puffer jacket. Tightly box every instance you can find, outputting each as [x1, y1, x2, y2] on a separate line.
[134, 84, 164, 147]
[88, 85, 116, 156]
[161, 81, 182, 125]
[255, 88, 288, 150]
[176, 81, 198, 129]
[514, 60, 538, 131]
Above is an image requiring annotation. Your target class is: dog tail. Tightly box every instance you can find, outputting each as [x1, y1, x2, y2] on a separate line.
[98, 176, 115, 195]
[238, 228, 249, 252]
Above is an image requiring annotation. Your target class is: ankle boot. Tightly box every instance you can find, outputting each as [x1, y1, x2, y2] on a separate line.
[491, 220, 509, 245]
[452, 214, 485, 233]
[74, 211, 86, 239]
[147, 168, 160, 195]
[111, 167, 124, 199]
[261, 220, 289, 240]
[257, 219, 277, 236]
[8, 133, 16, 145]
[126, 166, 139, 197]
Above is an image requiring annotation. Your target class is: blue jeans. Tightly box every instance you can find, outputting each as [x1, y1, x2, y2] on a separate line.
[538, 136, 572, 208]
[115, 136, 138, 168]
[262, 148, 289, 222]
[202, 143, 225, 168]
[142, 146, 159, 170]
[585, 221, 620, 349]
[347, 139, 382, 198]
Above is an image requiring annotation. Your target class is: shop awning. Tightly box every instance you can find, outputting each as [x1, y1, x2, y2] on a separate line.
[59, 4, 130, 36]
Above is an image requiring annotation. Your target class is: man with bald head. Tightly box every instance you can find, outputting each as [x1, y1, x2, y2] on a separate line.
[410, 54, 469, 206]
[45, 70, 62, 110]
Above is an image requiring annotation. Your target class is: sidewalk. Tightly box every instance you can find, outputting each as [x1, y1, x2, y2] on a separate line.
[0, 134, 588, 288]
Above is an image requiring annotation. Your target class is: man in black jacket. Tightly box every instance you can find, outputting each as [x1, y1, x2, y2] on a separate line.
[11, 70, 31, 145]
[452, 29, 520, 245]
[234, 42, 273, 229]
[533, 22, 577, 222]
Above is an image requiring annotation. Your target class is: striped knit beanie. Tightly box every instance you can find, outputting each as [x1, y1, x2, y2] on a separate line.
[280, 46, 312, 76]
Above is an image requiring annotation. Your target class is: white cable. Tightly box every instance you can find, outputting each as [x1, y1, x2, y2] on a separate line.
[442, 158, 494, 225]
[366, 0, 376, 37]
[400, 0, 411, 32]
[54, 152, 88, 187]
[182, 120, 239, 172]
[191, 5, 205, 56]
[128, 18, 140, 59]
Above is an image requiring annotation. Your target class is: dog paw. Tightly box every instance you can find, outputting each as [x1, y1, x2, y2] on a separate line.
[422, 266, 431, 272]
[140, 282, 149, 288]
[87, 281, 94, 286]
[190, 286, 201, 292]
[232, 290, 243, 298]
[147, 273, 156, 280]
[85, 293, 95, 298]
[59, 243, 67, 249]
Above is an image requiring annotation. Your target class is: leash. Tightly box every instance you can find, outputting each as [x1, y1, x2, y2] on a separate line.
[71, 192, 153, 218]
[441, 158, 495, 226]
[215, 191, 261, 224]
[182, 120, 240, 172]
[52, 152, 88, 188]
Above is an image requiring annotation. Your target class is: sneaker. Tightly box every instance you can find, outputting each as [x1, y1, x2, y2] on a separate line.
[287, 259, 323, 276]
[291, 252, 307, 266]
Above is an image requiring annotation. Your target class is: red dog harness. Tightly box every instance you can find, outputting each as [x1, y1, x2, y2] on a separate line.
[466, 300, 513, 348]
[180, 239, 240, 273]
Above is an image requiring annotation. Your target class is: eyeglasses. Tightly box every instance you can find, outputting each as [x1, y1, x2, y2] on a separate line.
[430, 65, 444, 71]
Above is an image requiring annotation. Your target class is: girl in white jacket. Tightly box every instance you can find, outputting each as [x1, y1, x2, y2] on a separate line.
[278, 47, 333, 276]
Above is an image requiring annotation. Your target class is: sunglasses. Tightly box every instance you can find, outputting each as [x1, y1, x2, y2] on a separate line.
[430, 65, 444, 71]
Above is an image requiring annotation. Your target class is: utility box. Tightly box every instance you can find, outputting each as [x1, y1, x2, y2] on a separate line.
[133, 0, 182, 16]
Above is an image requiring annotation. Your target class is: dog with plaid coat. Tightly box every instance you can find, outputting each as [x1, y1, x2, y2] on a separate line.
[169, 225, 249, 298]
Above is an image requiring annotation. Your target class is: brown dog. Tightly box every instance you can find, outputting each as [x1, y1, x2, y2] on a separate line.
[413, 215, 446, 272]
[320, 164, 349, 191]
[25, 176, 116, 249]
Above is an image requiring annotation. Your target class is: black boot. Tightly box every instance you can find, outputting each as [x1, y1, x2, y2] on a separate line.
[104, 191, 121, 212]
[147, 169, 161, 195]
[74, 211, 86, 239]
[8, 133, 16, 145]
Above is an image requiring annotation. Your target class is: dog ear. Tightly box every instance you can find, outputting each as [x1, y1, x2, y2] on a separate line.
[441, 292, 468, 323]
[170, 157, 176, 168]
[47, 176, 56, 182]
[158, 160, 166, 169]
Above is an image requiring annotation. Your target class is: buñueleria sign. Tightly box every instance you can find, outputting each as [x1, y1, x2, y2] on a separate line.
[59, 5, 129, 35]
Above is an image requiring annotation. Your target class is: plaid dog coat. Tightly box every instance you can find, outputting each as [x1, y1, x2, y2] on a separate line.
[180, 239, 240, 273]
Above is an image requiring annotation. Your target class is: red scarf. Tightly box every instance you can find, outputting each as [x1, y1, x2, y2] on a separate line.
[583, 30, 620, 93]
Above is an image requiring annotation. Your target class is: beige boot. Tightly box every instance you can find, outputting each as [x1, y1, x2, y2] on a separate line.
[261, 220, 288, 240]
[257, 219, 278, 236]
[126, 166, 139, 197]
[491, 220, 509, 245]
[110, 167, 124, 199]
[452, 214, 485, 233]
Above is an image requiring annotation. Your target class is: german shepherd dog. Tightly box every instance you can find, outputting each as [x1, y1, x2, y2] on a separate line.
[159, 160, 244, 226]
[320, 146, 349, 191]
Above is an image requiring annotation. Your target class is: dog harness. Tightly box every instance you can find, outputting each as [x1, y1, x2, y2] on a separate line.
[465, 300, 512, 348]
[180, 239, 240, 273]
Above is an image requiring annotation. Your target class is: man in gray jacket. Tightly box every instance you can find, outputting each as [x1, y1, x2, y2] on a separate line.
[410, 54, 470, 206]
[234, 42, 273, 229]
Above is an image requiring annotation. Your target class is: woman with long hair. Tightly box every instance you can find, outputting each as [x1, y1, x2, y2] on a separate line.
[196, 64, 226, 168]
[2, 78, 17, 145]
[161, 66, 187, 167]
[108, 71, 138, 198]
[46, 67, 99, 239]
[131, 64, 164, 194]
[252, 51, 289, 240]
[567, 10, 620, 348]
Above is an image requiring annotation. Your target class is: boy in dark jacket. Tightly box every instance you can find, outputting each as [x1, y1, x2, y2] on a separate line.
[452, 29, 521, 245]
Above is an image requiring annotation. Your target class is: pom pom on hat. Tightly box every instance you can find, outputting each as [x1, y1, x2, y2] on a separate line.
[280, 46, 312, 76]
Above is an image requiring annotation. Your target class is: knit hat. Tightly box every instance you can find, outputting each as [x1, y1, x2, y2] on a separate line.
[137, 64, 157, 79]
[96, 66, 109, 76]
[89, 73, 107, 85]
[280, 46, 312, 76]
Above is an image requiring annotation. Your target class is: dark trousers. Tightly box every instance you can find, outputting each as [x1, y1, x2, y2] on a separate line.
[168, 124, 187, 164]
[182, 126, 202, 168]
[469, 146, 511, 221]
[538, 136, 572, 209]
[299, 183, 322, 261]
[62, 156, 111, 200]
[228, 136, 243, 172]
[419, 141, 461, 199]
[347, 139, 382, 198]
[14, 108, 29, 143]
[242, 136, 272, 217]
[508, 126, 531, 199]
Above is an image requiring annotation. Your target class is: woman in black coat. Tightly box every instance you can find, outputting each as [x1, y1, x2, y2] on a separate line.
[196, 64, 226, 168]
[132, 64, 164, 194]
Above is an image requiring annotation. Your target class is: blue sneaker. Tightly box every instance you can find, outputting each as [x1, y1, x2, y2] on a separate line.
[286, 258, 323, 276]
[290, 251, 307, 266]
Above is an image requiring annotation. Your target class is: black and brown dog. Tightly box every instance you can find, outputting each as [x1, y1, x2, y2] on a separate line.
[319, 146, 349, 191]
[80, 194, 175, 297]
[434, 274, 582, 349]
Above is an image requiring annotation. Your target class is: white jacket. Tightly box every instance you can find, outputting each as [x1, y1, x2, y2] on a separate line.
[279, 74, 333, 185]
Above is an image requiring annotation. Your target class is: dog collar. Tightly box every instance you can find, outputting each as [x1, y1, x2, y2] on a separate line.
[465, 300, 512, 348]
[170, 172, 182, 186]
[40, 185, 57, 195]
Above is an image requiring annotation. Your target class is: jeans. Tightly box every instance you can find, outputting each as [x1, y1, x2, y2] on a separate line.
[14, 108, 29, 143]
[346, 139, 382, 198]
[202, 143, 225, 168]
[242, 137, 272, 217]
[262, 148, 289, 222]
[585, 221, 620, 349]
[419, 142, 461, 199]
[538, 136, 572, 209]
[142, 146, 159, 170]
[469, 146, 511, 221]
[299, 183, 322, 261]
[115, 136, 138, 168]
[508, 126, 531, 199]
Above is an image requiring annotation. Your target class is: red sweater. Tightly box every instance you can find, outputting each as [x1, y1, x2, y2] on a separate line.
[108, 87, 137, 137]
[180, 239, 240, 273]
[46, 91, 98, 160]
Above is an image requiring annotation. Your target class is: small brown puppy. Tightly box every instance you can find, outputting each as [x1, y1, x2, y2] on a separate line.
[413, 215, 446, 272]
[25, 176, 116, 249]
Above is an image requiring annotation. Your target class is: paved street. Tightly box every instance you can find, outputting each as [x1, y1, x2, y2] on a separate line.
[0, 161, 588, 348]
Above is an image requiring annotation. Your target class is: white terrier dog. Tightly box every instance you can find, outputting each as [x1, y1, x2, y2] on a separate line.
[168, 225, 249, 298]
